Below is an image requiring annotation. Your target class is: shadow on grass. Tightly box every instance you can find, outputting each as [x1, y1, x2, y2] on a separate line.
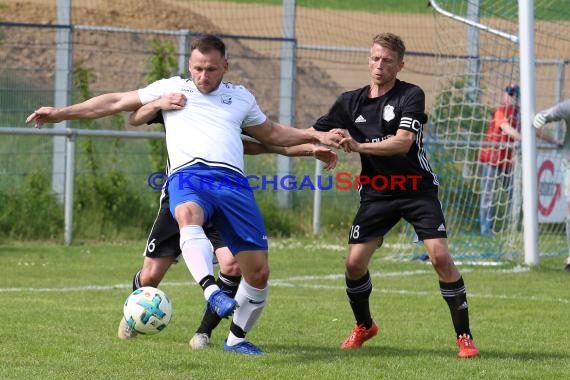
[263, 343, 570, 362]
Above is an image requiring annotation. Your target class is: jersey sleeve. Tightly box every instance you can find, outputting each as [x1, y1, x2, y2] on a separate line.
[313, 95, 352, 131]
[138, 77, 179, 105]
[547, 99, 570, 124]
[241, 91, 267, 128]
[398, 86, 428, 134]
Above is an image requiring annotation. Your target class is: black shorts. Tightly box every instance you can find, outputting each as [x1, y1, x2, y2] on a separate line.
[143, 194, 226, 258]
[349, 191, 447, 244]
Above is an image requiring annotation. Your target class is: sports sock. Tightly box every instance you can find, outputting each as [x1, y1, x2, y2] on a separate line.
[440, 276, 473, 339]
[196, 273, 242, 336]
[345, 271, 373, 329]
[179, 225, 218, 300]
[225, 280, 267, 346]
[132, 269, 142, 291]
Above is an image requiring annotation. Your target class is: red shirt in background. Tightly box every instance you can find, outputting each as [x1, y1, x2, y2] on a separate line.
[479, 104, 520, 172]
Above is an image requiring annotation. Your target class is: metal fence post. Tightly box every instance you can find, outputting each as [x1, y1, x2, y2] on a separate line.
[178, 29, 190, 77]
[54, 0, 73, 202]
[277, 0, 296, 208]
[64, 131, 75, 245]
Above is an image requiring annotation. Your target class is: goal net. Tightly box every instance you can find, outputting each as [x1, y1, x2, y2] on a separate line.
[427, 0, 570, 261]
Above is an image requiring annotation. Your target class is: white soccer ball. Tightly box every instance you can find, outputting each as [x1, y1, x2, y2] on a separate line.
[123, 286, 173, 335]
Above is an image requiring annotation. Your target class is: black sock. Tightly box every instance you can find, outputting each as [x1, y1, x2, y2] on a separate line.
[198, 275, 217, 291]
[440, 276, 472, 339]
[229, 321, 245, 339]
[132, 270, 142, 291]
[196, 273, 241, 336]
[345, 271, 373, 329]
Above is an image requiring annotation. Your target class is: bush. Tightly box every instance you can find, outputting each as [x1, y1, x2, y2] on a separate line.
[0, 170, 64, 240]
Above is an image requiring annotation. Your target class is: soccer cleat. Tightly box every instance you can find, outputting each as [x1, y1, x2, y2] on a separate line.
[223, 340, 264, 355]
[456, 334, 480, 358]
[208, 289, 238, 318]
[189, 333, 211, 349]
[340, 321, 379, 349]
[117, 317, 138, 340]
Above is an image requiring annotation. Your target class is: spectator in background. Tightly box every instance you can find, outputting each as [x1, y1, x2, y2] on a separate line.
[534, 99, 570, 271]
[478, 84, 521, 236]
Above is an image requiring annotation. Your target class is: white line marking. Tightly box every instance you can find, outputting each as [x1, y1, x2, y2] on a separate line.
[1, 268, 567, 304]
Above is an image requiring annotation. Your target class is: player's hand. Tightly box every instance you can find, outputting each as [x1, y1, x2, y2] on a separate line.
[316, 131, 343, 149]
[330, 128, 349, 139]
[25, 107, 61, 129]
[313, 146, 338, 170]
[330, 129, 359, 153]
[339, 135, 360, 153]
[157, 93, 187, 111]
[533, 112, 546, 129]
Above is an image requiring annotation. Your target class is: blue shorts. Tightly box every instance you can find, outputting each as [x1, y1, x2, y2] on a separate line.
[168, 164, 268, 253]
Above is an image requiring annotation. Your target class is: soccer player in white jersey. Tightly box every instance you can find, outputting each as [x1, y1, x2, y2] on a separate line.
[120, 93, 337, 349]
[26, 34, 342, 355]
[534, 99, 570, 272]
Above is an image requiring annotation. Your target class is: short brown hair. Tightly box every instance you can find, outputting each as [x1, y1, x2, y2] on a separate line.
[190, 34, 226, 58]
[372, 33, 406, 61]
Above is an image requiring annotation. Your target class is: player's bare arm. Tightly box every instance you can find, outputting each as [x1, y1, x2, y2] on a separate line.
[246, 119, 341, 149]
[242, 139, 337, 170]
[129, 93, 187, 126]
[333, 128, 414, 155]
[26, 90, 143, 129]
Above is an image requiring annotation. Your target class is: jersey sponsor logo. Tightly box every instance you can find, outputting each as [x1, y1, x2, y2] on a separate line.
[221, 95, 232, 105]
[180, 86, 194, 93]
[355, 114, 367, 123]
[383, 104, 395, 122]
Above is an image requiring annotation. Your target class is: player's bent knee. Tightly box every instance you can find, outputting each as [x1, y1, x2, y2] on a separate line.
[345, 259, 367, 278]
[220, 261, 241, 276]
[243, 266, 270, 288]
[139, 270, 163, 287]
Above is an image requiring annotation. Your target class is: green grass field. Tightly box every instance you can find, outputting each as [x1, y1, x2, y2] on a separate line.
[1, 239, 569, 379]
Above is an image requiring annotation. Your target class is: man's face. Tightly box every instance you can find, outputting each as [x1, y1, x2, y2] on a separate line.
[188, 49, 228, 94]
[368, 44, 404, 87]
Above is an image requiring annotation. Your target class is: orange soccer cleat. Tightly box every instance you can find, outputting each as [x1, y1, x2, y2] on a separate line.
[456, 334, 480, 358]
[341, 321, 379, 349]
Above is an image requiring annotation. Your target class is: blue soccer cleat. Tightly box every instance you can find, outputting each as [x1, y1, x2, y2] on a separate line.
[223, 340, 264, 355]
[208, 289, 238, 318]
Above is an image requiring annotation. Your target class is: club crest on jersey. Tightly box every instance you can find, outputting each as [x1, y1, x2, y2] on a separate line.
[383, 104, 395, 122]
[221, 95, 232, 105]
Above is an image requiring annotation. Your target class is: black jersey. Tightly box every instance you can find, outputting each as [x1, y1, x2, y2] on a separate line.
[313, 79, 438, 199]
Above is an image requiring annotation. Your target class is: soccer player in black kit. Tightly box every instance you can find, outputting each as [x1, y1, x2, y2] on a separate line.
[311, 32, 479, 358]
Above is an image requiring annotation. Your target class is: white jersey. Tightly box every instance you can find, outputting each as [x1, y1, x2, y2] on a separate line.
[138, 76, 267, 175]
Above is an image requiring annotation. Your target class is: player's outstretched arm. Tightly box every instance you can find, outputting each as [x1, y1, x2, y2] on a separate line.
[26, 91, 142, 129]
[129, 93, 187, 126]
[332, 127, 414, 156]
[245, 120, 341, 149]
[243, 139, 337, 170]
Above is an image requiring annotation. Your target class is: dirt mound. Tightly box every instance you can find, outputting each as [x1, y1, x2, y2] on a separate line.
[2, 0, 343, 125]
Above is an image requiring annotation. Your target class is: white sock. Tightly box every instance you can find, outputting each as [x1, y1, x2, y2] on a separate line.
[179, 225, 217, 301]
[226, 280, 268, 346]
